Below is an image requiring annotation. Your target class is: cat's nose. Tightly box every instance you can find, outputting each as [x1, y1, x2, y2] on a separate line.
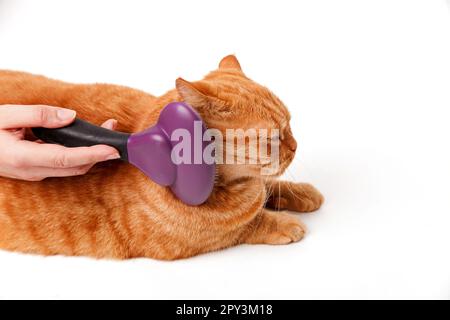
[286, 137, 297, 152]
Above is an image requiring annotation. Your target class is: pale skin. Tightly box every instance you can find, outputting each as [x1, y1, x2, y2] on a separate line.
[0, 105, 120, 181]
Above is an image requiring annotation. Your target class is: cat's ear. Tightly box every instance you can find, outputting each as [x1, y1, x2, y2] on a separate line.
[219, 55, 243, 72]
[176, 78, 213, 107]
[176, 78, 230, 117]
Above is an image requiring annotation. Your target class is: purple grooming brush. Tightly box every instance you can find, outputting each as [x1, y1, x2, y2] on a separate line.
[32, 102, 216, 205]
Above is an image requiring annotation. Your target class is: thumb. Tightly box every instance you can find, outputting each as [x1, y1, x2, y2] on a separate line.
[0, 105, 76, 129]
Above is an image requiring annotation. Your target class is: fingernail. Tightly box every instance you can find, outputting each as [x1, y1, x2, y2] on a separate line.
[57, 109, 76, 121]
[106, 153, 121, 161]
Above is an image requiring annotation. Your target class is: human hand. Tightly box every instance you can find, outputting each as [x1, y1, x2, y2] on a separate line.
[0, 105, 120, 181]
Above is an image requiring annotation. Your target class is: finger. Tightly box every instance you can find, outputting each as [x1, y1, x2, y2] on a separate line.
[17, 164, 95, 181]
[6, 128, 26, 139]
[0, 105, 76, 129]
[101, 119, 118, 131]
[47, 163, 95, 177]
[12, 140, 120, 169]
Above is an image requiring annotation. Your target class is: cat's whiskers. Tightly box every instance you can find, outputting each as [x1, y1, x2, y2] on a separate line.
[261, 176, 274, 210]
[284, 168, 309, 204]
[277, 180, 282, 210]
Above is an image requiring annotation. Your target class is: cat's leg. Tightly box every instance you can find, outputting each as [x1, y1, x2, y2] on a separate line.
[264, 180, 324, 213]
[241, 210, 306, 245]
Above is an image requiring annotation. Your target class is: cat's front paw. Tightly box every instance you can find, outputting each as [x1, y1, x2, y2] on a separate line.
[267, 182, 324, 213]
[268, 212, 306, 244]
[244, 211, 306, 245]
[289, 183, 324, 213]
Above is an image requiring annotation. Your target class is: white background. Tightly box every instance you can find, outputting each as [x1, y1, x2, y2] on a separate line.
[0, 0, 449, 300]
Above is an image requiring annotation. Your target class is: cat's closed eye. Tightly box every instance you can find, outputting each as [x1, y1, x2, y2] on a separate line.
[269, 134, 280, 142]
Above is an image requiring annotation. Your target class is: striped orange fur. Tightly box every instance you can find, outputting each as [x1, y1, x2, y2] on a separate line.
[0, 56, 323, 260]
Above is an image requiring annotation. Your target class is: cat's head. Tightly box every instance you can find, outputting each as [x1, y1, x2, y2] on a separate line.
[176, 55, 297, 181]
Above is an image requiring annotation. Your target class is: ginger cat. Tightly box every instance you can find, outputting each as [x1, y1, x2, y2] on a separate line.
[0, 56, 323, 260]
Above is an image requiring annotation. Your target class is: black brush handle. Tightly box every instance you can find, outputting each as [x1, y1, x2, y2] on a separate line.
[31, 119, 131, 161]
